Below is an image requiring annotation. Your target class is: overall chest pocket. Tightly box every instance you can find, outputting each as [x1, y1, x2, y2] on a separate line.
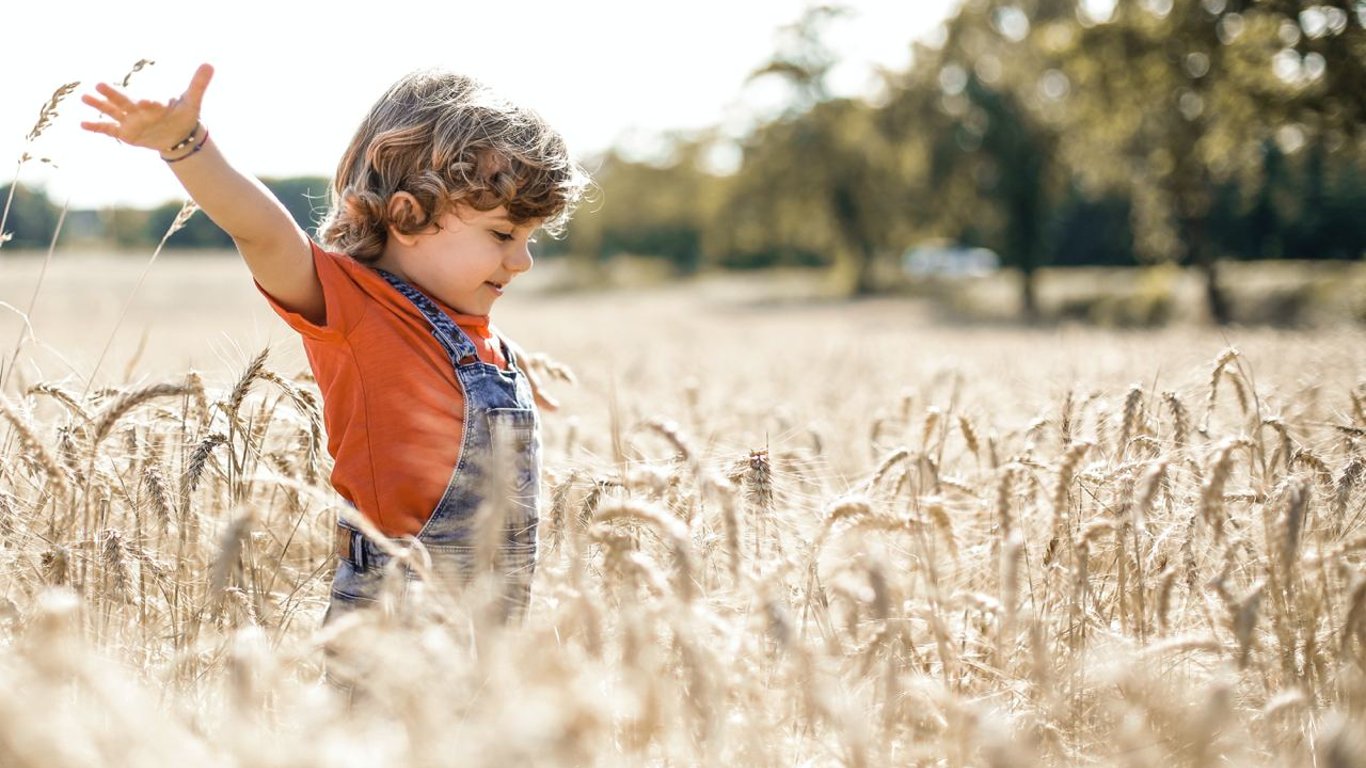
[485, 408, 541, 537]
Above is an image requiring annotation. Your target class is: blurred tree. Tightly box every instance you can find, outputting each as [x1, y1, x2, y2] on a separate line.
[717, 4, 906, 294]
[1238, 2, 1366, 261]
[144, 199, 232, 248]
[1245, 139, 1286, 260]
[716, 97, 904, 291]
[1277, 135, 1366, 260]
[1050, 190, 1138, 267]
[748, 3, 847, 112]
[1262, 0, 1366, 135]
[130, 176, 332, 250]
[880, 0, 1074, 316]
[263, 176, 331, 239]
[105, 207, 153, 249]
[561, 139, 728, 275]
[0, 183, 60, 250]
[1046, 0, 1364, 323]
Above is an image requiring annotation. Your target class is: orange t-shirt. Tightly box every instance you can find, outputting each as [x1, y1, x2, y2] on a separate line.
[255, 241, 508, 538]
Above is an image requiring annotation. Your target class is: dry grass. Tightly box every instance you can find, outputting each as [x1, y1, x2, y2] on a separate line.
[0, 251, 1364, 766]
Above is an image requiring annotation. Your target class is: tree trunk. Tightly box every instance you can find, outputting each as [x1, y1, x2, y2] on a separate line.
[1200, 258, 1231, 326]
[1020, 268, 1039, 321]
[851, 243, 879, 296]
[1185, 214, 1230, 325]
[831, 182, 879, 296]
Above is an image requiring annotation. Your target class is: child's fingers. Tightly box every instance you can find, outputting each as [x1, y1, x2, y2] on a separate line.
[93, 82, 136, 112]
[183, 63, 214, 111]
[81, 93, 125, 120]
[80, 121, 119, 137]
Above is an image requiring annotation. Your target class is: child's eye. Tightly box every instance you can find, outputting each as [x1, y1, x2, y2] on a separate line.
[492, 230, 514, 242]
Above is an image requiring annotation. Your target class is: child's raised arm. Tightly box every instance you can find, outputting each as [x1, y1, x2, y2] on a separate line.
[81, 64, 325, 325]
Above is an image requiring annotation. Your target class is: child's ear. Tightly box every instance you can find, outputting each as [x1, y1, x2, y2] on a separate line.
[385, 191, 426, 246]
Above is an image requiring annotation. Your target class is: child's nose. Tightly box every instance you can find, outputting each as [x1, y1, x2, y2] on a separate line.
[507, 243, 533, 273]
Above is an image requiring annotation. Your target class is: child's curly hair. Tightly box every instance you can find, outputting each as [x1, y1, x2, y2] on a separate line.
[319, 69, 589, 261]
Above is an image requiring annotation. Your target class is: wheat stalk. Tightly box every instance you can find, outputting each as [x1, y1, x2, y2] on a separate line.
[0, 393, 67, 494]
[89, 383, 191, 446]
[1203, 348, 1240, 432]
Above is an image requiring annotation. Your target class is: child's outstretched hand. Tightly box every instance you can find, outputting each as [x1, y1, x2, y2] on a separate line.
[80, 63, 213, 154]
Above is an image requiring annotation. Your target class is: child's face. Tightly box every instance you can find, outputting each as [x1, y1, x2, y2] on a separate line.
[392, 203, 538, 316]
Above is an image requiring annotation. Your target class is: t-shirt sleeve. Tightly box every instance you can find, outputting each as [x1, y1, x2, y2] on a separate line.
[254, 241, 367, 342]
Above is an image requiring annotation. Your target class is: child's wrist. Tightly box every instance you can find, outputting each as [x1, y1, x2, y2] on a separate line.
[161, 123, 210, 163]
[166, 122, 201, 153]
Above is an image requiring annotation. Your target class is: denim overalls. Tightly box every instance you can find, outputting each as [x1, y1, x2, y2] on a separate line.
[322, 268, 541, 625]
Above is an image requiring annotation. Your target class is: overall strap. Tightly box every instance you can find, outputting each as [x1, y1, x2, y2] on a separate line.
[373, 268, 483, 368]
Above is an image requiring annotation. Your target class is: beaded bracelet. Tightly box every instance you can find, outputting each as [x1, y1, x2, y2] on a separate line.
[166, 122, 201, 154]
[163, 130, 210, 164]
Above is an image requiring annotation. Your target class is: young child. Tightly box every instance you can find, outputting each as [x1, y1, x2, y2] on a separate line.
[80, 63, 588, 625]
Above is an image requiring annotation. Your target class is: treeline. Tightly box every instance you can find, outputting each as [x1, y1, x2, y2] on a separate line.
[564, 0, 1364, 321]
[4, 1, 1363, 323]
[0, 177, 330, 250]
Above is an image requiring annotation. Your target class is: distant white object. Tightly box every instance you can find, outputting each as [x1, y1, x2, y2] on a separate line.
[902, 244, 1000, 278]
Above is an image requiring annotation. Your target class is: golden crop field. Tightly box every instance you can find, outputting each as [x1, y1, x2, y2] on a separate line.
[0, 252, 1364, 766]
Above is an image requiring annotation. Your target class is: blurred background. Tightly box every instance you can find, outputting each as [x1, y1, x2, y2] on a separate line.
[3, 0, 1364, 328]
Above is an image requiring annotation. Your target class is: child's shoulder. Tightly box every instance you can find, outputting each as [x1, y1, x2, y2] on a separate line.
[311, 241, 368, 277]
[312, 241, 399, 299]
[259, 241, 381, 341]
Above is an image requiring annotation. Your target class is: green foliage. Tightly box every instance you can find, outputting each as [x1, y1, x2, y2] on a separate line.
[142, 176, 330, 250]
[0, 183, 59, 249]
[2, 176, 332, 252]
[566, 0, 1364, 319]
[1049, 191, 1137, 267]
[5, 0, 1363, 318]
[561, 143, 726, 275]
[722, 6, 907, 294]
[103, 208, 153, 249]
[143, 200, 231, 248]
[263, 176, 330, 238]
[113, 176, 330, 250]
[714, 97, 904, 292]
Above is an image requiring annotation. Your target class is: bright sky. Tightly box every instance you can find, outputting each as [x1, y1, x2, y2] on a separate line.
[3, 0, 958, 209]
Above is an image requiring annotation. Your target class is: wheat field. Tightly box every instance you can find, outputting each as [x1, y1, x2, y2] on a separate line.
[0, 251, 1364, 766]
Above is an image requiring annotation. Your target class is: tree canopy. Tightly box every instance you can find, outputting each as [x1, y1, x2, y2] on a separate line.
[4, 1, 1363, 324]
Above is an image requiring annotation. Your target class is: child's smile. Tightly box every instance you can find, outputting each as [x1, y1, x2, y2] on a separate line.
[376, 203, 538, 316]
